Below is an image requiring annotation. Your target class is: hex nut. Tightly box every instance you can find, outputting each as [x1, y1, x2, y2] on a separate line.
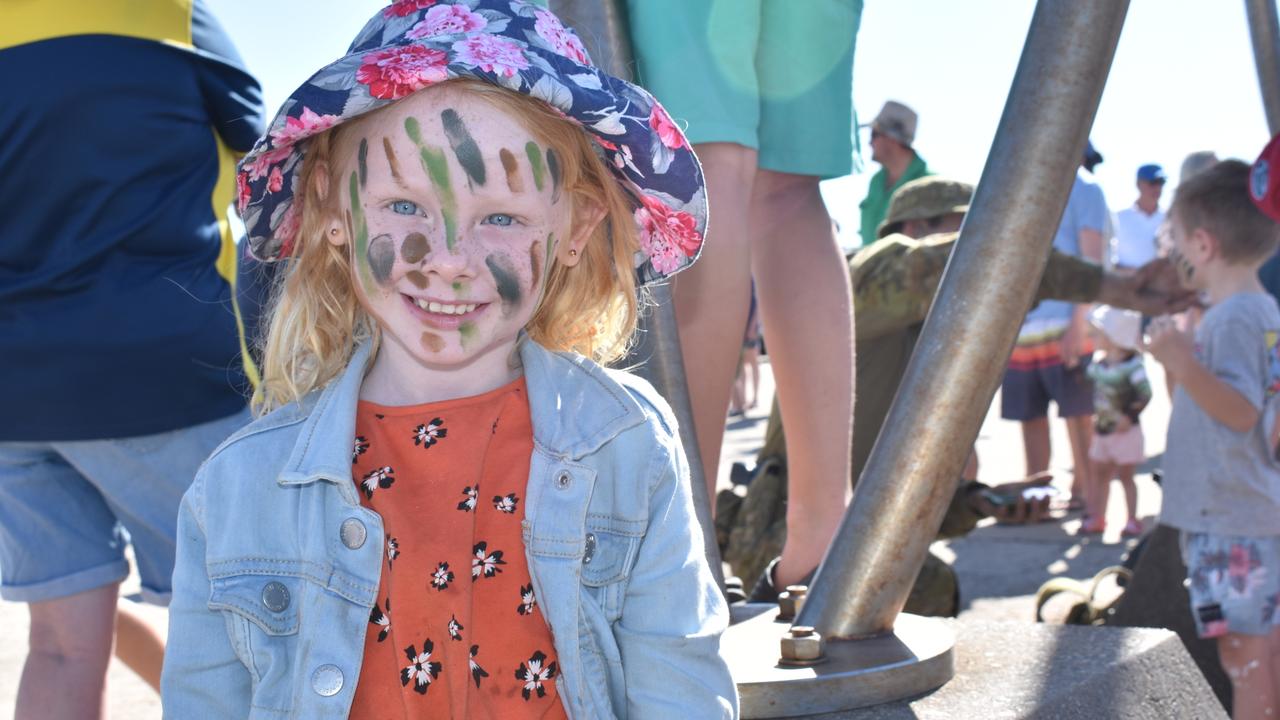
[780, 627, 824, 662]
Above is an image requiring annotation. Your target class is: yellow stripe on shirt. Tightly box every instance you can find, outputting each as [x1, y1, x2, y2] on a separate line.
[211, 130, 262, 392]
[1, 0, 193, 52]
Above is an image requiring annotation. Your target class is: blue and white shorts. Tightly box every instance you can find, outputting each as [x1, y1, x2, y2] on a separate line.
[0, 409, 248, 605]
[1181, 531, 1280, 638]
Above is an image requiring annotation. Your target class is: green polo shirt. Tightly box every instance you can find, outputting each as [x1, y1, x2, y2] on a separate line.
[858, 153, 931, 246]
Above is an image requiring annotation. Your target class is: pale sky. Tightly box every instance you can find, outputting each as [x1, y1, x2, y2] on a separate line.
[209, 0, 1274, 249]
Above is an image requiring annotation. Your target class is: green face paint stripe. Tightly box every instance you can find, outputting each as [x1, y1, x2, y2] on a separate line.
[348, 172, 374, 289]
[525, 141, 545, 192]
[382, 137, 407, 188]
[367, 234, 396, 285]
[499, 148, 523, 193]
[402, 231, 429, 263]
[485, 253, 522, 316]
[545, 147, 561, 203]
[357, 138, 369, 188]
[405, 115, 457, 252]
[459, 321, 476, 348]
[441, 109, 486, 189]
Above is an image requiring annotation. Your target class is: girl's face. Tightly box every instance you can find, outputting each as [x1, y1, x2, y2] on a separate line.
[331, 87, 580, 383]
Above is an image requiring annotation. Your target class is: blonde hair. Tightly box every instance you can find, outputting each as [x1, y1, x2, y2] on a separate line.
[256, 79, 642, 412]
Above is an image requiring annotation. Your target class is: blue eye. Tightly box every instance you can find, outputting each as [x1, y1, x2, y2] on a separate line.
[483, 213, 516, 227]
[391, 200, 419, 215]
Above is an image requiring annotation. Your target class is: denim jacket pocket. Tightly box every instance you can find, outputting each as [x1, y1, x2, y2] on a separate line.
[209, 571, 306, 715]
[580, 523, 641, 621]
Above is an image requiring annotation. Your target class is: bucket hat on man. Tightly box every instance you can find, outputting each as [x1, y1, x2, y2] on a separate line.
[236, 0, 705, 285]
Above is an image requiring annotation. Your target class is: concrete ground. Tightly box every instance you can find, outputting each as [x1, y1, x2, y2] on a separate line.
[0, 357, 1173, 718]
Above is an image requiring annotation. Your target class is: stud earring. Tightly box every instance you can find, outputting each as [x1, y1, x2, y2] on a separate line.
[569, 248, 578, 258]
[329, 227, 340, 237]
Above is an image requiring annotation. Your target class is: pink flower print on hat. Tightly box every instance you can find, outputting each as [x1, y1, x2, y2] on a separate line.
[635, 194, 702, 275]
[384, 0, 437, 18]
[243, 145, 291, 182]
[648, 104, 688, 151]
[357, 45, 450, 100]
[451, 33, 529, 77]
[533, 9, 589, 64]
[408, 4, 487, 38]
[269, 106, 341, 146]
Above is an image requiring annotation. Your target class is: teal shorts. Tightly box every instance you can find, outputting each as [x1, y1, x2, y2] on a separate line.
[627, 0, 862, 179]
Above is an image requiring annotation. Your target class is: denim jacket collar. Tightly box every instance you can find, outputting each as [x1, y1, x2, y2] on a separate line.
[276, 336, 648, 493]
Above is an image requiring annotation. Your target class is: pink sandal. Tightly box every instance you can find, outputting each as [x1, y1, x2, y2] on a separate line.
[1121, 519, 1144, 537]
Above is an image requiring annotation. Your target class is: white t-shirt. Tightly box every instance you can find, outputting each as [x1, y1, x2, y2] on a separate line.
[1110, 204, 1164, 268]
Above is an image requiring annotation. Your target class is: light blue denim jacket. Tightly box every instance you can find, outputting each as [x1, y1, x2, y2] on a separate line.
[161, 338, 738, 718]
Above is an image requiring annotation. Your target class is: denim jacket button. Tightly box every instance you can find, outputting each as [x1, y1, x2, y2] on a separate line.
[261, 581, 290, 613]
[311, 664, 344, 697]
[583, 532, 596, 564]
[340, 518, 367, 549]
[555, 470, 572, 489]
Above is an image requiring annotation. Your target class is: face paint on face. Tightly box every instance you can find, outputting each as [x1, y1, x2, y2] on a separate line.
[529, 239, 543, 293]
[459, 321, 477, 348]
[441, 108, 486, 189]
[404, 116, 458, 251]
[545, 147, 562, 203]
[525, 141, 545, 192]
[485, 253, 522, 317]
[406, 270, 429, 289]
[382, 137, 407, 188]
[402, 231, 429, 263]
[357, 138, 369, 188]
[452, 280, 469, 296]
[1170, 247, 1196, 285]
[367, 233, 397, 285]
[499, 148, 523, 193]
[348, 172, 376, 291]
[421, 331, 445, 352]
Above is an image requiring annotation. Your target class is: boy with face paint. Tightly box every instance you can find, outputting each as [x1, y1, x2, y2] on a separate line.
[1146, 153, 1280, 720]
[161, 3, 737, 718]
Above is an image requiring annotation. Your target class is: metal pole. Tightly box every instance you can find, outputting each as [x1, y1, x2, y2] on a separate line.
[548, 0, 725, 591]
[1246, 0, 1280, 134]
[796, 0, 1130, 640]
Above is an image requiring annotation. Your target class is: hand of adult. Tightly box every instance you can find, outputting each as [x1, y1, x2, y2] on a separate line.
[1114, 258, 1199, 315]
[1060, 318, 1086, 367]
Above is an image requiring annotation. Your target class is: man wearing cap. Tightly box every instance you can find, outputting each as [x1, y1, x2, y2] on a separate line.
[1111, 164, 1167, 272]
[858, 100, 933, 246]
[722, 175, 1194, 607]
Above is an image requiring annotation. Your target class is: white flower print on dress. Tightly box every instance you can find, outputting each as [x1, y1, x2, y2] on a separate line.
[448, 614, 464, 641]
[412, 418, 447, 448]
[401, 640, 442, 695]
[369, 597, 391, 642]
[386, 536, 399, 568]
[472, 541, 506, 579]
[457, 485, 479, 511]
[432, 562, 455, 591]
[493, 492, 519, 514]
[361, 466, 395, 499]
[469, 644, 490, 688]
[517, 583, 536, 615]
[515, 650, 558, 700]
[352, 435, 369, 463]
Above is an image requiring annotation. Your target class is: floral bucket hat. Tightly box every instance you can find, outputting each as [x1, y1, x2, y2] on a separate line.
[236, 0, 705, 285]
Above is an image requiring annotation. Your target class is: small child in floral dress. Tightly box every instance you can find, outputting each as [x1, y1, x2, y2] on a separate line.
[1082, 305, 1151, 536]
[161, 3, 737, 717]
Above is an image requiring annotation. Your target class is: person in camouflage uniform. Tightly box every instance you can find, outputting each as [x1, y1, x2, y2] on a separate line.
[724, 175, 1197, 611]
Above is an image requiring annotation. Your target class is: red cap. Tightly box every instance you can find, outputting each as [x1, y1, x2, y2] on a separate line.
[1251, 133, 1280, 222]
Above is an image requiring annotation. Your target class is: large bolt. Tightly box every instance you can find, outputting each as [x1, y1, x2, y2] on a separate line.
[779, 625, 824, 664]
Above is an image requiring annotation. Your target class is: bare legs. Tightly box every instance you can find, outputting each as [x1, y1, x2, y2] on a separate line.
[674, 145, 854, 588]
[1217, 631, 1277, 719]
[1020, 417, 1052, 476]
[115, 604, 164, 692]
[17, 584, 119, 720]
[674, 143, 756, 503]
[1020, 415, 1094, 511]
[747, 169, 854, 586]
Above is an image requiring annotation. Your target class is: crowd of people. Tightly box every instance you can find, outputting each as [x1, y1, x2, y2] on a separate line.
[1, 1, 1277, 719]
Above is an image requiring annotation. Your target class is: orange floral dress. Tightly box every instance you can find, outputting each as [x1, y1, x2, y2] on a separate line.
[349, 378, 568, 718]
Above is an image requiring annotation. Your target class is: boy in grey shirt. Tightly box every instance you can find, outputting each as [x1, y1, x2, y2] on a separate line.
[1147, 157, 1280, 719]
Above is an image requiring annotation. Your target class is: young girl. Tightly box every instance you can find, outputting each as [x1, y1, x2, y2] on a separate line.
[1082, 306, 1152, 536]
[160, 3, 737, 717]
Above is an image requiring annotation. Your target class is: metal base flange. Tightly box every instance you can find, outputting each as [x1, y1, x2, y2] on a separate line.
[726, 604, 955, 718]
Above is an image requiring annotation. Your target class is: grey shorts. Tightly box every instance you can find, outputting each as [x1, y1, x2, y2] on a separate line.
[0, 409, 249, 605]
[1181, 531, 1280, 638]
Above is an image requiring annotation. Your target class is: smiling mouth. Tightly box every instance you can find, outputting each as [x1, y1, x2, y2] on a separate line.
[402, 294, 487, 330]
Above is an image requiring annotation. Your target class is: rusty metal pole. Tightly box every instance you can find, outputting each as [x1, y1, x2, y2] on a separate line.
[795, 0, 1129, 640]
[1246, 0, 1280, 134]
[548, 0, 725, 591]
